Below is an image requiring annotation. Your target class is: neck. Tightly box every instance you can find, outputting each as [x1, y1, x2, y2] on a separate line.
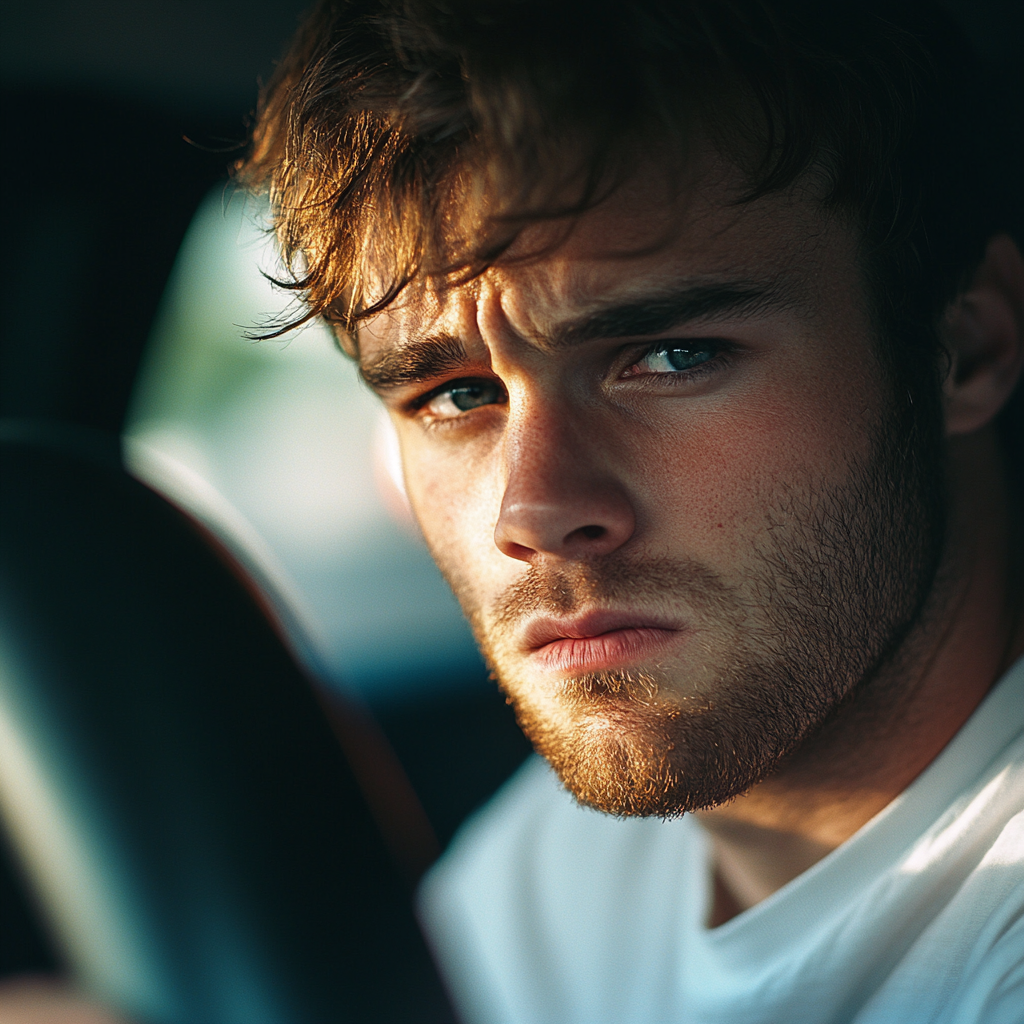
[696, 425, 1024, 927]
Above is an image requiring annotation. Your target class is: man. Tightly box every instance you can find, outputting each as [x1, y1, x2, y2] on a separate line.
[238, 0, 1024, 1020]
[4, 0, 1019, 1020]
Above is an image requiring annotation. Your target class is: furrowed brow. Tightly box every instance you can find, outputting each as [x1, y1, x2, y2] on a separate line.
[360, 332, 469, 391]
[550, 284, 785, 348]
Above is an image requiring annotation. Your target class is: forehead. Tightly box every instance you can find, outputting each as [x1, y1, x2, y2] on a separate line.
[358, 158, 857, 354]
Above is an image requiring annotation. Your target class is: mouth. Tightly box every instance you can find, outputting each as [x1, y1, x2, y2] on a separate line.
[522, 610, 684, 675]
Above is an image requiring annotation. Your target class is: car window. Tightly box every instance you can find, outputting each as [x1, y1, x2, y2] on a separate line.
[124, 187, 485, 703]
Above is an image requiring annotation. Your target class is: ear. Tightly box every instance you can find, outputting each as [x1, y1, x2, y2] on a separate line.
[943, 234, 1024, 437]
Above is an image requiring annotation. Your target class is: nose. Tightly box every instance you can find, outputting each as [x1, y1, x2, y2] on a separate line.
[493, 403, 636, 563]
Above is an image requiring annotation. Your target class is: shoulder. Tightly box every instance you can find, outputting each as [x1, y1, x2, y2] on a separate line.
[418, 755, 701, 1024]
[936, 810, 1024, 1023]
[428, 754, 665, 882]
[856, 807, 1024, 1024]
[421, 754, 699, 925]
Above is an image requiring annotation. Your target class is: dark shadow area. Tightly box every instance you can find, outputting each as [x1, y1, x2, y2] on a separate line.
[0, 87, 246, 432]
[0, 823, 61, 976]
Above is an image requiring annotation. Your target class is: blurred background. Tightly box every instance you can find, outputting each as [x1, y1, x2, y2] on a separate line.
[0, 0, 535, 980]
[0, 0, 1021, 984]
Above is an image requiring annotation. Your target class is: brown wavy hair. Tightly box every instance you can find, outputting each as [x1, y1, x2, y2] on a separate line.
[238, 0, 1020, 428]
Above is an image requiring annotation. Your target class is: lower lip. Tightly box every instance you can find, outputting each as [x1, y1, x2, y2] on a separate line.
[532, 627, 681, 674]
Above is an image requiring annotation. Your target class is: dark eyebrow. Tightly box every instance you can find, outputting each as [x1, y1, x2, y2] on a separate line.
[549, 283, 785, 349]
[360, 332, 469, 391]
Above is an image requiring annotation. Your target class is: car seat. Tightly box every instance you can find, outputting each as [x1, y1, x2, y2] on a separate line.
[0, 419, 454, 1023]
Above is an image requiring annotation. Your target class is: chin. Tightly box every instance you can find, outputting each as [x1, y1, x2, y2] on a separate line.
[503, 672, 794, 817]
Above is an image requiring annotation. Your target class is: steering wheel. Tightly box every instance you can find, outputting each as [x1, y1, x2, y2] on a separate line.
[0, 420, 455, 1023]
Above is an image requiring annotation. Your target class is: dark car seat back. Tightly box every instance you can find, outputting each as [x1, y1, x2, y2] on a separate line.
[0, 420, 453, 1023]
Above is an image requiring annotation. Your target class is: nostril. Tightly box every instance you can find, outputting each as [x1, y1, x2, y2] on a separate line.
[494, 477, 635, 560]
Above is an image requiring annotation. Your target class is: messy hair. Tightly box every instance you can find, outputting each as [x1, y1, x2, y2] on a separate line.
[238, 0, 1018, 384]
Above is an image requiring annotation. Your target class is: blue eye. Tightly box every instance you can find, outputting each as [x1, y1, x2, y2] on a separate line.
[448, 381, 504, 411]
[421, 378, 507, 418]
[639, 343, 716, 373]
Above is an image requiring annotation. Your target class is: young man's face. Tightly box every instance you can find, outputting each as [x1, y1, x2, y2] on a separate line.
[359, 158, 943, 815]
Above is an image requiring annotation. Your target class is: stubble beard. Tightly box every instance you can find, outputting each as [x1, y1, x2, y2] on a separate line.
[439, 400, 946, 818]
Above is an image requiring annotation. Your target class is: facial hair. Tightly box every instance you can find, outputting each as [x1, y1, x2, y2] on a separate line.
[447, 399, 946, 818]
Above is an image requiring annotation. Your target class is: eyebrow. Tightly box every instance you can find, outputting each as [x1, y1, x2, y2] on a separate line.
[360, 282, 786, 392]
[360, 332, 469, 391]
[549, 283, 785, 348]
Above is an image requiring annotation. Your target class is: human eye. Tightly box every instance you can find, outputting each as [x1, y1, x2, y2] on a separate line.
[622, 339, 723, 379]
[413, 377, 507, 420]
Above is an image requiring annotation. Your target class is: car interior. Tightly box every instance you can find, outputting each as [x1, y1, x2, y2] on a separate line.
[0, 1, 1020, 1021]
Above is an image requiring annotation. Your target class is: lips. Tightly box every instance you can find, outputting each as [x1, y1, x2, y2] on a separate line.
[522, 610, 683, 675]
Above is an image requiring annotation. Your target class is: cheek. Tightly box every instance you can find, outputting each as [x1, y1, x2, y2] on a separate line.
[399, 432, 507, 608]
[629, 364, 880, 567]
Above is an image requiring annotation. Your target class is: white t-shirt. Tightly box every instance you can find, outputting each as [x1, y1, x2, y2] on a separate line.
[418, 658, 1024, 1024]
